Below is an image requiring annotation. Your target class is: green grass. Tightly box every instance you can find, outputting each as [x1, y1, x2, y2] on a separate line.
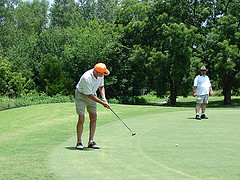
[0, 103, 182, 179]
[0, 102, 240, 179]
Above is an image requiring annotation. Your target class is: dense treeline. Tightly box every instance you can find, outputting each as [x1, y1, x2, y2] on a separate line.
[0, 0, 239, 105]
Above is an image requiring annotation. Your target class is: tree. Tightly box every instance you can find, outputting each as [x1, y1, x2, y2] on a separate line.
[84, 0, 118, 22]
[112, 0, 152, 97]
[0, 0, 19, 53]
[214, 41, 239, 104]
[117, 0, 196, 104]
[195, 0, 240, 105]
[212, 14, 240, 104]
[4, 0, 49, 94]
[62, 20, 121, 90]
[50, 0, 81, 28]
[40, 54, 74, 95]
[149, 23, 195, 104]
[14, 0, 48, 36]
[0, 56, 29, 97]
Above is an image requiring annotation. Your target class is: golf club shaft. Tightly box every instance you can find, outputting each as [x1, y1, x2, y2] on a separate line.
[109, 107, 134, 134]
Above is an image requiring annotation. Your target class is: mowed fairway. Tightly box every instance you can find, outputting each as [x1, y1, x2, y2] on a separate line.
[1, 103, 240, 179]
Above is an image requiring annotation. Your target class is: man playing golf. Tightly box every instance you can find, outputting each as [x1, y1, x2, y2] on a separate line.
[75, 63, 110, 149]
[193, 66, 214, 120]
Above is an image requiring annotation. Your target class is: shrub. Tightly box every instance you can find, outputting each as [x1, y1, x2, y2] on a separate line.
[0, 93, 74, 111]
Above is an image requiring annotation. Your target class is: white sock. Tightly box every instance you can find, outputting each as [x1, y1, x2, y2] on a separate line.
[196, 113, 199, 115]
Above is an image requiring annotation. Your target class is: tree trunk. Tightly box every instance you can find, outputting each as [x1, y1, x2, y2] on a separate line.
[222, 72, 232, 105]
[168, 73, 177, 105]
[169, 89, 177, 105]
[223, 85, 232, 105]
[169, 81, 177, 105]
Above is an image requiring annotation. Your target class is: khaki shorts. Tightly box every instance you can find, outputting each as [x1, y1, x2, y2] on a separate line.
[196, 94, 209, 104]
[75, 89, 97, 115]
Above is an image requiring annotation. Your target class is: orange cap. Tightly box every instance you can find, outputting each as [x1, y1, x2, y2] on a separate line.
[94, 63, 110, 76]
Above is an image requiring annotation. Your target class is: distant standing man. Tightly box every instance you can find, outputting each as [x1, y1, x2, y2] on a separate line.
[75, 63, 110, 149]
[193, 66, 214, 120]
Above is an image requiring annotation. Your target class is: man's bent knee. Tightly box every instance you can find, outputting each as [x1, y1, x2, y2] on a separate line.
[89, 112, 97, 122]
[78, 115, 85, 124]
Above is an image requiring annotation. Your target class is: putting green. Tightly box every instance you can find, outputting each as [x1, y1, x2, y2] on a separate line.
[49, 109, 240, 180]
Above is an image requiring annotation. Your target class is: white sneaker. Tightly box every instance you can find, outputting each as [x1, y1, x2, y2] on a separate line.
[88, 141, 100, 149]
[76, 142, 83, 150]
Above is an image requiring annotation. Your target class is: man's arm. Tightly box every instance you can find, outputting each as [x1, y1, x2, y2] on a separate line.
[87, 94, 109, 108]
[207, 76, 214, 96]
[193, 76, 198, 97]
[193, 86, 197, 97]
[209, 86, 214, 96]
[98, 86, 106, 101]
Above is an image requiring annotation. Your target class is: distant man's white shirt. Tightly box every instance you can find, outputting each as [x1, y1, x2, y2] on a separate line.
[76, 69, 104, 95]
[194, 75, 211, 95]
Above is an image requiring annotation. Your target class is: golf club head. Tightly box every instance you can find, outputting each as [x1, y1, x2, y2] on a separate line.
[132, 133, 136, 136]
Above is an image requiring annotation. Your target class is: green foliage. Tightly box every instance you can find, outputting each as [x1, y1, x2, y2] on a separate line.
[40, 54, 74, 96]
[0, 56, 28, 97]
[15, 0, 48, 35]
[147, 21, 195, 104]
[204, 14, 240, 104]
[50, 0, 81, 28]
[62, 20, 121, 83]
[115, 0, 150, 25]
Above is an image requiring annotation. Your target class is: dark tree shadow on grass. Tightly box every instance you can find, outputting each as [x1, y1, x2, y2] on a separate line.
[169, 98, 240, 108]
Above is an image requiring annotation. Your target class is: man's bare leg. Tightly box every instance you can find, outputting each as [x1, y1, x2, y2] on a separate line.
[195, 103, 201, 114]
[77, 115, 85, 142]
[201, 103, 206, 114]
[89, 112, 97, 141]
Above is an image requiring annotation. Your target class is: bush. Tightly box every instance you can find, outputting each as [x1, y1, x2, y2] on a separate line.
[108, 98, 119, 104]
[110, 96, 148, 105]
[0, 93, 74, 111]
[214, 90, 223, 96]
[107, 94, 166, 105]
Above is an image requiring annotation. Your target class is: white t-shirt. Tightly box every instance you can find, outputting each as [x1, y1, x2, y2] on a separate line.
[76, 69, 104, 95]
[193, 75, 212, 95]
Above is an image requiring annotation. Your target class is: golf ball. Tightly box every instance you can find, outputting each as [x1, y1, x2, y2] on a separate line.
[176, 144, 178, 147]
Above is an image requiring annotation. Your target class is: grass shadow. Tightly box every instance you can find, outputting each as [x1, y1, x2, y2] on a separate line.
[187, 117, 209, 121]
[167, 97, 240, 108]
[65, 147, 96, 151]
[187, 117, 197, 120]
[65, 147, 77, 151]
[109, 95, 240, 108]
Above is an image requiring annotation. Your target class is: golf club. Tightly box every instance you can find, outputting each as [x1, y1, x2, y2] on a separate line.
[109, 107, 136, 136]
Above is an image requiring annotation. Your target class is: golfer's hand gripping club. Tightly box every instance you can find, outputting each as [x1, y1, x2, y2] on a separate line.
[109, 107, 136, 136]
